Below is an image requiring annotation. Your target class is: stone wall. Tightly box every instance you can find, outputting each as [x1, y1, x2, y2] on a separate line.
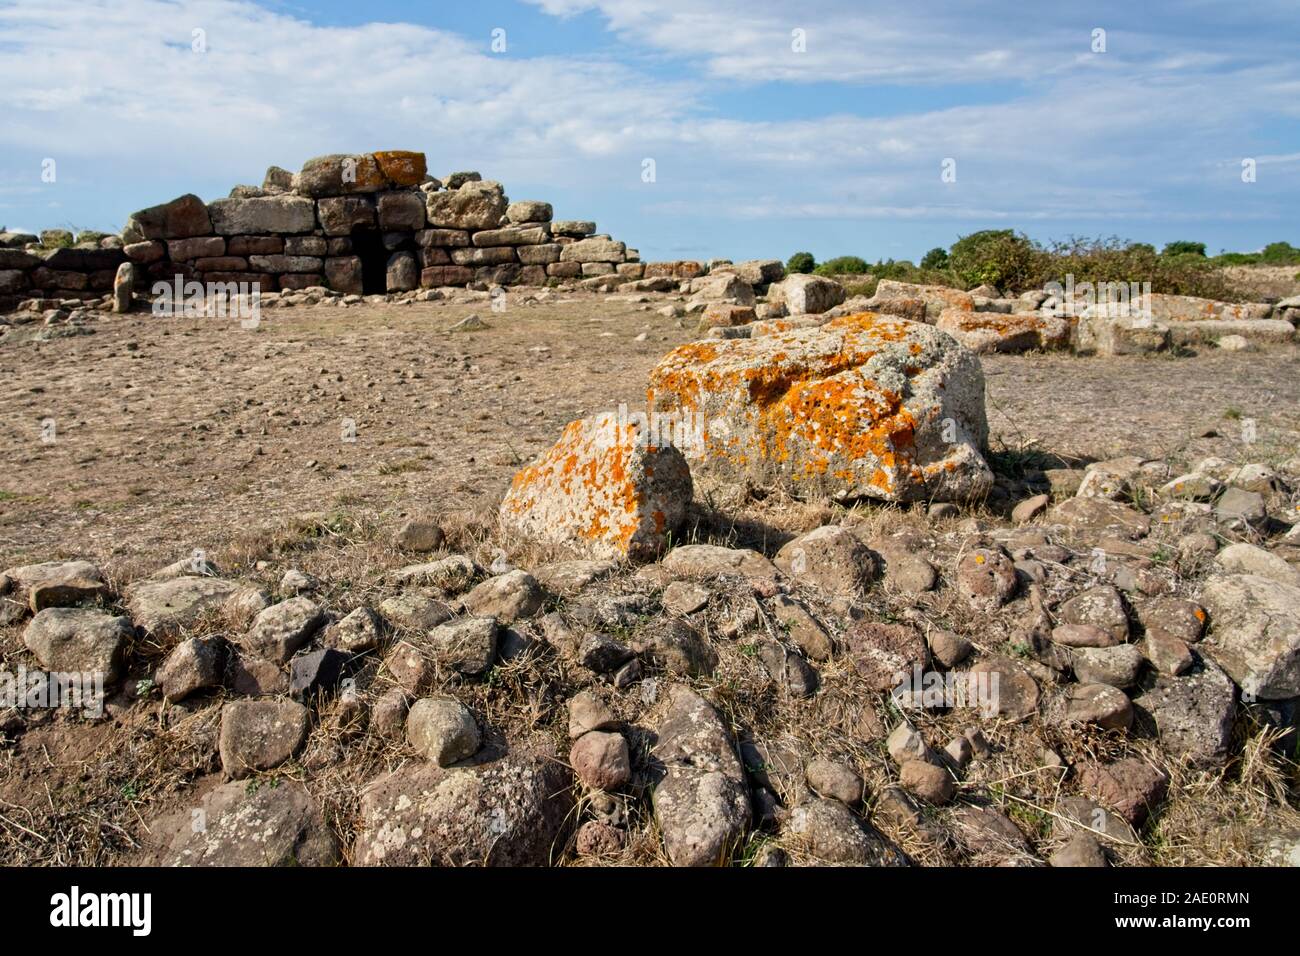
[0, 150, 642, 310]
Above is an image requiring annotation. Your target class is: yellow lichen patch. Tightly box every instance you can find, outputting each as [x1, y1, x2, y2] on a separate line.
[373, 150, 428, 186]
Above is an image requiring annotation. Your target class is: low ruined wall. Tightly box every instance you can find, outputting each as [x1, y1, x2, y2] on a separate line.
[0, 150, 642, 310]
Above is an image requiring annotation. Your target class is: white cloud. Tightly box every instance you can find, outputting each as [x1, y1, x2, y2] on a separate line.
[0, 0, 1295, 247]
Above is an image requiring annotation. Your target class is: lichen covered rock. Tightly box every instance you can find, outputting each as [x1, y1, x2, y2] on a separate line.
[499, 411, 692, 561]
[647, 312, 992, 502]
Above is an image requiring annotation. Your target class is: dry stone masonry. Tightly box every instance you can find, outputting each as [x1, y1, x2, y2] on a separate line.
[0, 150, 642, 310]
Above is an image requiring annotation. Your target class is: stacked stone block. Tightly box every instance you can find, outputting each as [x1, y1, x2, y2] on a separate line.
[0, 150, 639, 310]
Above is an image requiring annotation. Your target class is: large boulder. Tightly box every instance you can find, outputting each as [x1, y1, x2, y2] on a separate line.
[122, 194, 212, 241]
[425, 180, 508, 230]
[647, 313, 992, 502]
[208, 196, 317, 236]
[1146, 293, 1272, 323]
[293, 153, 387, 197]
[23, 608, 131, 683]
[142, 780, 338, 866]
[125, 576, 241, 635]
[936, 309, 1070, 353]
[649, 685, 751, 866]
[769, 274, 845, 315]
[1201, 574, 1300, 699]
[352, 738, 573, 865]
[499, 411, 692, 561]
[872, 279, 974, 322]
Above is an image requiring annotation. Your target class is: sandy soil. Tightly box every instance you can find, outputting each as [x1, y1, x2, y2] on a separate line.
[3, 296, 1297, 569]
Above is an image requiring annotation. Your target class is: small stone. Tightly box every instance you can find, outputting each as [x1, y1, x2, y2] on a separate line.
[323, 606, 382, 653]
[227, 652, 287, 696]
[23, 608, 132, 683]
[1141, 632, 1194, 676]
[1137, 597, 1207, 645]
[242, 597, 326, 664]
[1058, 683, 1134, 730]
[768, 594, 833, 661]
[773, 525, 876, 596]
[156, 635, 227, 702]
[927, 629, 972, 667]
[899, 759, 954, 804]
[1077, 757, 1170, 826]
[755, 639, 819, 697]
[1051, 832, 1108, 867]
[843, 621, 928, 692]
[279, 568, 319, 595]
[426, 615, 499, 676]
[575, 821, 625, 857]
[1012, 494, 1050, 524]
[662, 581, 710, 615]
[887, 722, 931, 765]
[461, 570, 545, 623]
[1059, 586, 1129, 644]
[964, 726, 992, 756]
[1051, 622, 1120, 648]
[945, 736, 973, 769]
[218, 699, 310, 779]
[289, 648, 350, 698]
[956, 547, 1018, 610]
[805, 757, 864, 806]
[1071, 644, 1144, 689]
[371, 688, 410, 739]
[569, 730, 631, 791]
[395, 519, 445, 552]
[406, 697, 480, 766]
[568, 690, 618, 738]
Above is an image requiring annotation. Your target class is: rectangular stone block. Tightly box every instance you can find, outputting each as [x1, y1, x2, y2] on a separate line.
[471, 225, 549, 247]
[316, 196, 375, 236]
[194, 257, 248, 272]
[249, 255, 324, 273]
[559, 237, 626, 263]
[285, 236, 328, 256]
[324, 256, 363, 294]
[546, 261, 582, 278]
[420, 265, 474, 287]
[450, 246, 516, 266]
[378, 191, 427, 231]
[208, 196, 317, 236]
[228, 235, 284, 256]
[582, 261, 615, 276]
[278, 273, 324, 291]
[419, 247, 450, 267]
[417, 228, 471, 248]
[167, 236, 226, 260]
[517, 243, 561, 265]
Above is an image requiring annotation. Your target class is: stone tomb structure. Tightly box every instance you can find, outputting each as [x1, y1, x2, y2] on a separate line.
[0, 150, 640, 309]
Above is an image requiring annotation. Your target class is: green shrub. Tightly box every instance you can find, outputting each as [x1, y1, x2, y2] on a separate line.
[1042, 236, 1238, 301]
[947, 229, 1045, 291]
[1161, 240, 1206, 257]
[786, 251, 815, 274]
[920, 247, 949, 269]
[813, 255, 870, 276]
[1260, 241, 1300, 265]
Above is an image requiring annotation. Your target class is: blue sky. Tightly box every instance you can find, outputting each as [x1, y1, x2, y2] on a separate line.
[1, 0, 1297, 262]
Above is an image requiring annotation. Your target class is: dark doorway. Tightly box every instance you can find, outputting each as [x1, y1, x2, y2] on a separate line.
[351, 228, 389, 295]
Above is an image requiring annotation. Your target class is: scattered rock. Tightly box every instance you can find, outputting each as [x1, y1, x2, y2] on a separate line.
[353, 737, 573, 865]
[406, 697, 480, 766]
[649, 685, 751, 866]
[156, 635, 227, 702]
[23, 608, 132, 683]
[241, 596, 326, 664]
[1201, 574, 1300, 699]
[570, 730, 631, 791]
[218, 699, 310, 779]
[461, 570, 545, 623]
